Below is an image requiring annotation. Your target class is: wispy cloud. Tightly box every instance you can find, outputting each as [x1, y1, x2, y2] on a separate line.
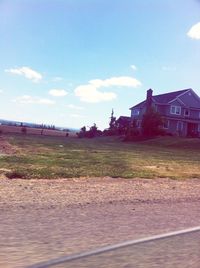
[162, 66, 176, 71]
[130, 65, 137, 71]
[75, 84, 117, 103]
[70, 114, 85, 118]
[52, 76, 63, 82]
[49, 89, 68, 97]
[5, 66, 42, 82]
[89, 76, 141, 88]
[0, 89, 3, 94]
[75, 76, 141, 103]
[187, 22, 200, 40]
[67, 104, 84, 110]
[13, 95, 55, 105]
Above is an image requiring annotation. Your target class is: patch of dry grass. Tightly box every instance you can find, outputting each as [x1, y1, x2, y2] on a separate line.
[0, 134, 200, 179]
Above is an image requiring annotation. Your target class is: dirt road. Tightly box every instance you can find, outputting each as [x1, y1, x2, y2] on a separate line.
[0, 177, 200, 268]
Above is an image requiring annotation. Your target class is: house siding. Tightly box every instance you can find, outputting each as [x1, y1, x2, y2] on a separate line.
[168, 120, 177, 135]
[130, 88, 200, 137]
[185, 109, 200, 120]
[179, 90, 200, 108]
[156, 105, 167, 115]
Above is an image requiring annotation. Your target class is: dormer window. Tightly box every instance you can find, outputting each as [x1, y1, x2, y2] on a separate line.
[170, 105, 181, 115]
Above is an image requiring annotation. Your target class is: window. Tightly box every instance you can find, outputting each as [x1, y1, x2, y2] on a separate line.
[136, 120, 142, 128]
[177, 121, 183, 131]
[170, 106, 181, 115]
[163, 119, 169, 129]
[184, 109, 190, 116]
[132, 109, 140, 116]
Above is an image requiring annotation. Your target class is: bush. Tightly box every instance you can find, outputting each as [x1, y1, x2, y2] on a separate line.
[124, 120, 140, 141]
[142, 108, 164, 137]
[6, 170, 26, 179]
[21, 126, 27, 134]
[77, 124, 102, 138]
[124, 128, 140, 141]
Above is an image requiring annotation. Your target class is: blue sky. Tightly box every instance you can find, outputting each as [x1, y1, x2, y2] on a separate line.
[0, 0, 200, 130]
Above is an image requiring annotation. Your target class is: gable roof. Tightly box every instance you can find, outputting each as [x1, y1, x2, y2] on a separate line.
[130, 88, 192, 110]
[153, 89, 190, 103]
[130, 100, 146, 109]
[116, 116, 131, 123]
[116, 116, 131, 126]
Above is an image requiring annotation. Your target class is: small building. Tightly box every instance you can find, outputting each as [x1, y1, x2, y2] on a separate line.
[115, 116, 131, 134]
[130, 88, 200, 137]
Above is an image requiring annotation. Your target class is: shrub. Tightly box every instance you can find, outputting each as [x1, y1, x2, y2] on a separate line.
[21, 126, 27, 134]
[141, 108, 164, 137]
[77, 124, 102, 138]
[124, 120, 140, 141]
[6, 170, 26, 179]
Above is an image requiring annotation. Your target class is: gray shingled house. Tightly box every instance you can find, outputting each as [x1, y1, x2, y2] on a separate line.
[130, 88, 200, 137]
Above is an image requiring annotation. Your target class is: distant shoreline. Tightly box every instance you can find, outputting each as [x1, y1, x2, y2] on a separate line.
[0, 118, 79, 132]
[0, 124, 78, 137]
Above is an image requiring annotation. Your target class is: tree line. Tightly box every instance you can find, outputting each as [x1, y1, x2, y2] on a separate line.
[77, 108, 164, 140]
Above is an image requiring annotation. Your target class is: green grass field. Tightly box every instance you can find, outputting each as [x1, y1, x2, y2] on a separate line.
[1, 134, 200, 179]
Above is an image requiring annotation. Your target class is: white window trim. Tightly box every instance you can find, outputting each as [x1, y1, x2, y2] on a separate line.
[170, 105, 181, 115]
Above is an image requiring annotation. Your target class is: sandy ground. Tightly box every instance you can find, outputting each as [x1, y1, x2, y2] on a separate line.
[0, 176, 200, 268]
[0, 136, 17, 155]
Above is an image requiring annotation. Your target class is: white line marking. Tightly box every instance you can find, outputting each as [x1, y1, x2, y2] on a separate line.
[27, 226, 200, 268]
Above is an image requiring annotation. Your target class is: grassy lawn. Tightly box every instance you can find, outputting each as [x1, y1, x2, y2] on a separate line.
[0, 134, 200, 179]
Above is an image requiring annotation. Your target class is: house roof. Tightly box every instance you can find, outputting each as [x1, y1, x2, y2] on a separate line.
[116, 116, 131, 122]
[153, 89, 190, 103]
[130, 100, 146, 109]
[115, 116, 131, 126]
[130, 88, 191, 110]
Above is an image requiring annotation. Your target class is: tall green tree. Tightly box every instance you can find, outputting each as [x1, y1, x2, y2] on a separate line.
[109, 109, 116, 130]
[142, 108, 163, 136]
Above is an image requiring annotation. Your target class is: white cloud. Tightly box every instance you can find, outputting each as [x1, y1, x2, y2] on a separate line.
[59, 113, 66, 118]
[162, 66, 176, 71]
[70, 114, 85, 118]
[187, 22, 200, 40]
[75, 76, 141, 103]
[38, 98, 55, 105]
[52, 76, 63, 82]
[75, 84, 117, 103]
[130, 65, 137, 70]
[89, 76, 141, 88]
[0, 89, 3, 94]
[13, 95, 55, 105]
[67, 104, 84, 110]
[5, 66, 42, 82]
[49, 89, 68, 97]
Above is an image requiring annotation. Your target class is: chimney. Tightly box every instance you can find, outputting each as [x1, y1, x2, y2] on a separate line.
[146, 88, 153, 110]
